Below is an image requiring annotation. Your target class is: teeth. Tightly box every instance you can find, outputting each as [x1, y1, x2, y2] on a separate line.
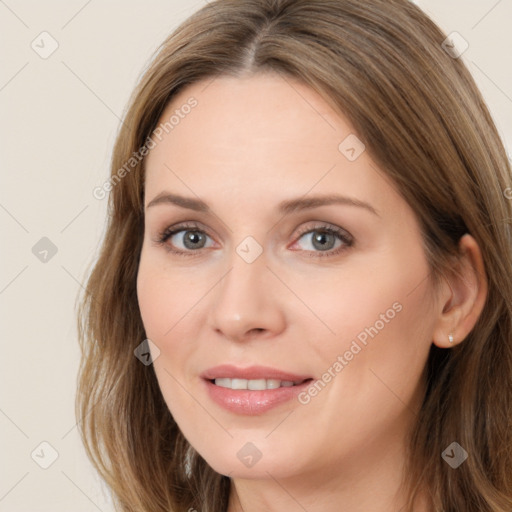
[231, 378, 247, 390]
[213, 378, 231, 388]
[266, 379, 281, 389]
[213, 378, 299, 390]
[248, 379, 266, 390]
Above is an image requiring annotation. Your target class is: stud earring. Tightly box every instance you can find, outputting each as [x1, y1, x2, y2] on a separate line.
[448, 333, 454, 344]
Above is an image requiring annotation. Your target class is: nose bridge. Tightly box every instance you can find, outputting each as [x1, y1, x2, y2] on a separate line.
[207, 244, 285, 340]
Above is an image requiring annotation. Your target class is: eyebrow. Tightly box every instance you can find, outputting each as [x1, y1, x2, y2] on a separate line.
[146, 192, 379, 217]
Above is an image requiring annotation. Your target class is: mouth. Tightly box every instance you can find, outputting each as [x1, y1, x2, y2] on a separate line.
[208, 377, 312, 390]
[201, 364, 313, 387]
[200, 364, 314, 415]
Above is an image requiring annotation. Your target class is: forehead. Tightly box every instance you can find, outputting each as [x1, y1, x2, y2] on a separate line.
[143, 73, 399, 215]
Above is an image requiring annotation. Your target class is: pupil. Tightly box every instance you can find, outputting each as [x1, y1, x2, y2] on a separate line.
[313, 230, 334, 250]
[184, 231, 204, 249]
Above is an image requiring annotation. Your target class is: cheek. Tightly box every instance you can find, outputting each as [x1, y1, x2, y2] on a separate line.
[299, 241, 435, 396]
[136, 251, 207, 381]
[136, 251, 194, 339]
[136, 268, 169, 339]
[136, 256, 198, 415]
[302, 252, 430, 342]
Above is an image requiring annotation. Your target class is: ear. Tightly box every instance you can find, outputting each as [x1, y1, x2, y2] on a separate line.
[432, 234, 488, 348]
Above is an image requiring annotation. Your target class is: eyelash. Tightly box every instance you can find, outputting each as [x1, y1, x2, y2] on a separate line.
[154, 221, 354, 258]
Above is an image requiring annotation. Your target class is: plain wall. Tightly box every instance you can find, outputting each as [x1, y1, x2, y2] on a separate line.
[1, 1, 511, 510]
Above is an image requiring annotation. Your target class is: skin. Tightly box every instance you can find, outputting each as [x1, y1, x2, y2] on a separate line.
[136, 72, 487, 512]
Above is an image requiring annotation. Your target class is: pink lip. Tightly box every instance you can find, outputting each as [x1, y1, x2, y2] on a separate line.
[201, 364, 313, 415]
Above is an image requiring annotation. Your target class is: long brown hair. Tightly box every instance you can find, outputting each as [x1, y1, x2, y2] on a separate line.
[76, 1, 512, 510]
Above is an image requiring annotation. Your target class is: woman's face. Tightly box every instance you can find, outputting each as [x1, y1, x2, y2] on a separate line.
[137, 73, 438, 482]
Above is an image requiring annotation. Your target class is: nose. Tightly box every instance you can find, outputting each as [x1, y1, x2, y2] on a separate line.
[206, 248, 286, 343]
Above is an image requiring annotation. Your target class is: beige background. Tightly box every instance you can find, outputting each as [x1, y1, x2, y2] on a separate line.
[1, 1, 511, 510]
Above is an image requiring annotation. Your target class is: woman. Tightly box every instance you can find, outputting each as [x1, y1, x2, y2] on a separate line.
[77, 0, 512, 510]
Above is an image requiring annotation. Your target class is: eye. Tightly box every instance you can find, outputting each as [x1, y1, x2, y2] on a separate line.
[155, 222, 214, 256]
[292, 223, 353, 257]
[154, 221, 354, 258]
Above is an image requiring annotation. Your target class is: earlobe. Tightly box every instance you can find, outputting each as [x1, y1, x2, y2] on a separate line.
[432, 234, 488, 349]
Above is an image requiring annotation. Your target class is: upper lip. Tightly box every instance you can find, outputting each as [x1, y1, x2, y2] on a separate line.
[201, 364, 312, 383]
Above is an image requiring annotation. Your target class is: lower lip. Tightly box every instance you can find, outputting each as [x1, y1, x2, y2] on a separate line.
[203, 379, 312, 415]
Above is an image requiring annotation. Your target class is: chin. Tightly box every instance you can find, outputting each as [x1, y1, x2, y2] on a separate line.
[197, 444, 301, 480]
